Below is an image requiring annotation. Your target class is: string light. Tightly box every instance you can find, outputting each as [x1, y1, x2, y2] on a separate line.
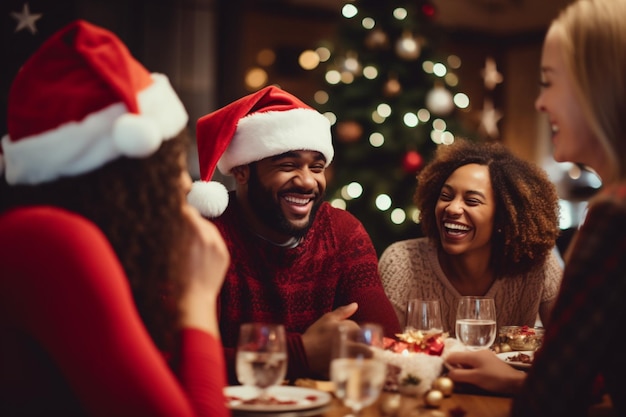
[376, 194, 392, 211]
[342, 4, 358, 18]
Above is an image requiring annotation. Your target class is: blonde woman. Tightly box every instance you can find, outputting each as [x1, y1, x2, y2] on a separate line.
[446, 1, 626, 416]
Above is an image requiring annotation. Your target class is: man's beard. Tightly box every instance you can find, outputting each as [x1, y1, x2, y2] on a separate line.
[247, 166, 323, 239]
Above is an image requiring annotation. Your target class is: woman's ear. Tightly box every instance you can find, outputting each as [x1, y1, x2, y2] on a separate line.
[231, 165, 250, 184]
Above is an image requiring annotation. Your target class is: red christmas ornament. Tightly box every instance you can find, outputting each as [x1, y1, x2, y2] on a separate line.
[402, 150, 423, 173]
[421, 2, 436, 19]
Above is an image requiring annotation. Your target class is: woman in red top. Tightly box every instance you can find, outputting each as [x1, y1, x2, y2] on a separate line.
[0, 20, 230, 417]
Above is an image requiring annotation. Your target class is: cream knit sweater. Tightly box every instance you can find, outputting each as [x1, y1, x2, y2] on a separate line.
[379, 237, 563, 335]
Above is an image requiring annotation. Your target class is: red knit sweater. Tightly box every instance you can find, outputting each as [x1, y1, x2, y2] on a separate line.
[214, 198, 402, 383]
[0, 206, 229, 417]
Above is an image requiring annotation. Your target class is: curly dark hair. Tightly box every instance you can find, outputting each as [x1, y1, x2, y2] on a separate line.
[415, 138, 560, 278]
[0, 131, 193, 353]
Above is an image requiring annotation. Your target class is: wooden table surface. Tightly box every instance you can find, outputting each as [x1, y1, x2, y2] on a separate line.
[319, 390, 512, 417]
[282, 380, 616, 417]
[288, 379, 512, 417]
[230, 380, 615, 417]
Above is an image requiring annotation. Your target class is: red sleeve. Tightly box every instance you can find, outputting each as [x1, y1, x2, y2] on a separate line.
[178, 329, 230, 417]
[0, 207, 229, 417]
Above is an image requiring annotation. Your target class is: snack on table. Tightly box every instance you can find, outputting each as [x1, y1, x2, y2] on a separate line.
[495, 325, 544, 352]
[506, 352, 533, 364]
[373, 330, 464, 397]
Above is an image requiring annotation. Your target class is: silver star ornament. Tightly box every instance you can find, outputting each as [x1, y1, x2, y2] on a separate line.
[11, 3, 43, 35]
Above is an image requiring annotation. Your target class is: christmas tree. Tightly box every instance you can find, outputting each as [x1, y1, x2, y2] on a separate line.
[314, 0, 479, 255]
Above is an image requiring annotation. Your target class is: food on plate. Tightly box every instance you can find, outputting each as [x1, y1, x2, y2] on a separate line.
[505, 352, 533, 364]
[225, 394, 318, 406]
[494, 325, 544, 352]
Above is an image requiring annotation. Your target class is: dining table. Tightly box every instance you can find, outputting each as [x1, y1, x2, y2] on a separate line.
[291, 379, 511, 417]
[228, 379, 615, 417]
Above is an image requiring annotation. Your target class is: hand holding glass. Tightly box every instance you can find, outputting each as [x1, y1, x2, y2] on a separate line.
[236, 323, 287, 403]
[405, 298, 443, 335]
[455, 296, 497, 351]
[330, 323, 387, 417]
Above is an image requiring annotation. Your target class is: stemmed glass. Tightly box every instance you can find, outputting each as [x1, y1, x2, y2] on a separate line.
[455, 296, 497, 351]
[405, 298, 444, 335]
[236, 323, 287, 403]
[330, 323, 387, 417]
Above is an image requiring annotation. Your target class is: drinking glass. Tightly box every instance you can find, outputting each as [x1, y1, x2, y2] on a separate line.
[455, 296, 497, 351]
[405, 298, 444, 335]
[236, 323, 287, 403]
[330, 323, 387, 417]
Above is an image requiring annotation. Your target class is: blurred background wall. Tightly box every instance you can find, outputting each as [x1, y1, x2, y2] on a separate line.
[2, 0, 597, 255]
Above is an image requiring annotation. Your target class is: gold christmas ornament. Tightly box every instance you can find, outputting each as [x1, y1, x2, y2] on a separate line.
[379, 392, 401, 415]
[365, 28, 389, 49]
[424, 389, 444, 407]
[383, 76, 402, 97]
[341, 51, 362, 75]
[432, 376, 454, 397]
[395, 30, 421, 60]
[335, 120, 363, 143]
[426, 85, 454, 116]
[481, 56, 503, 90]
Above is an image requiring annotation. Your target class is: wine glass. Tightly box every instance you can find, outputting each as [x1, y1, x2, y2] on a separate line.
[455, 296, 497, 351]
[330, 323, 387, 417]
[236, 323, 287, 403]
[405, 298, 444, 335]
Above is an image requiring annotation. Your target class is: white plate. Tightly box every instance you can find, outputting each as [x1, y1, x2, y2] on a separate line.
[496, 350, 534, 370]
[224, 385, 332, 413]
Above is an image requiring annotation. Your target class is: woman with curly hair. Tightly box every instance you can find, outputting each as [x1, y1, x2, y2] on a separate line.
[379, 138, 562, 335]
[0, 21, 229, 416]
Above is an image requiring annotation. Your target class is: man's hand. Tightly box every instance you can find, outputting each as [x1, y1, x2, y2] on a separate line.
[301, 303, 359, 378]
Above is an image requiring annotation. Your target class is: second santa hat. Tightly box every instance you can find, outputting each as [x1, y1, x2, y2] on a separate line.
[1, 19, 187, 185]
[188, 86, 334, 218]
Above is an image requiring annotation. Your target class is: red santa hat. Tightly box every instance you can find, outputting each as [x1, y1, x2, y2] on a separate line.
[0, 19, 188, 185]
[187, 85, 334, 218]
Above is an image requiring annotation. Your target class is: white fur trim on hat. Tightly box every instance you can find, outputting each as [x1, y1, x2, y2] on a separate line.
[2, 74, 187, 185]
[216, 108, 333, 175]
[187, 180, 229, 218]
[112, 113, 161, 157]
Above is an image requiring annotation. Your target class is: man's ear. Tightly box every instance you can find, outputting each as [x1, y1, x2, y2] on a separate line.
[231, 165, 250, 184]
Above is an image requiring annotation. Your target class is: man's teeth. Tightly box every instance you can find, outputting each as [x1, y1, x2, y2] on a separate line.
[444, 222, 470, 231]
[284, 196, 310, 205]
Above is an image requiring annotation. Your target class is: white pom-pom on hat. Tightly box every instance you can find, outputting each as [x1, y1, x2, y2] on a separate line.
[112, 113, 161, 158]
[187, 180, 229, 218]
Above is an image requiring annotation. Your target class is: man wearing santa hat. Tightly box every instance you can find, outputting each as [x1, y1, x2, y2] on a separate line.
[188, 85, 401, 382]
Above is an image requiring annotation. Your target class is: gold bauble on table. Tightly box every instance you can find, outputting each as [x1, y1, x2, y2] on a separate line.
[424, 389, 444, 407]
[379, 393, 401, 415]
[432, 376, 454, 397]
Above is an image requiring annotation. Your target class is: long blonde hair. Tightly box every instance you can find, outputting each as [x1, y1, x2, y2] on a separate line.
[551, 0, 626, 183]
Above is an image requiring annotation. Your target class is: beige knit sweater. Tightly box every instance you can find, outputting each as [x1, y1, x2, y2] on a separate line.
[379, 237, 563, 335]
